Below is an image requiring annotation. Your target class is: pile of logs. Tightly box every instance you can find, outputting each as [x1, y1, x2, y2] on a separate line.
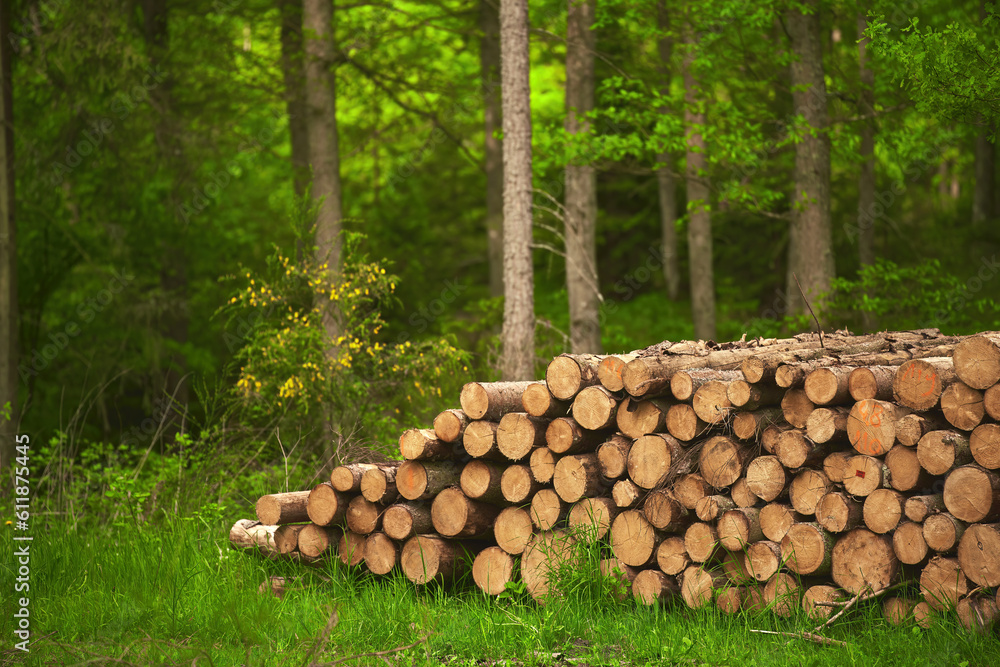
[230, 329, 1000, 632]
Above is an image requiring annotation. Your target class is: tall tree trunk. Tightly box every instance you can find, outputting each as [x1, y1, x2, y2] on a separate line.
[281, 0, 311, 200]
[480, 0, 504, 298]
[0, 0, 17, 470]
[973, 0, 996, 224]
[303, 0, 343, 336]
[656, 0, 680, 301]
[565, 0, 600, 353]
[856, 12, 876, 332]
[499, 0, 535, 380]
[785, 0, 834, 320]
[683, 34, 716, 341]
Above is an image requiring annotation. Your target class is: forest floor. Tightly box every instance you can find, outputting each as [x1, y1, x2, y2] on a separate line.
[1, 516, 998, 666]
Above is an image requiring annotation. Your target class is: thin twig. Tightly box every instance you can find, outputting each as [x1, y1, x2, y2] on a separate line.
[748, 629, 848, 648]
[310, 636, 430, 667]
[792, 272, 824, 348]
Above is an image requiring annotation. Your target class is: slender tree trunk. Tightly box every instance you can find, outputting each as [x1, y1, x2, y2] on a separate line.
[303, 0, 343, 338]
[682, 33, 715, 341]
[565, 0, 600, 353]
[656, 0, 680, 301]
[499, 0, 535, 380]
[856, 12, 876, 332]
[281, 0, 311, 200]
[973, 0, 996, 224]
[0, 0, 17, 471]
[785, 0, 834, 320]
[480, 0, 504, 298]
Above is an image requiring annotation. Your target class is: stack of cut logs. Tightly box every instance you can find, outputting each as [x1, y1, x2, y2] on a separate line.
[230, 329, 1000, 632]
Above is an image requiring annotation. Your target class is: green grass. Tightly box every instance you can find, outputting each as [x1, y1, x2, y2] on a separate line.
[2, 512, 999, 666]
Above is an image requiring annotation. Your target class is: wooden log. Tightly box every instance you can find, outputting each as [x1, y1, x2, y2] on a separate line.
[657, 536, 691, 575]
[842, 455, 889, 497]
[521, 530, 577, 600]
[305, 483, 348, 527]
[822, 450, 853, 484]
[596, 434, 632, 479]
[274, 524, 307, 555]
[883, 597, 918, 625]
[521, 382, 570, 419]
[803, 585, 847, 621]
[497, 412, 548, 461]
[401, 535, 467, 584]
[957, 595, 1000, 634]
[862, 488, 906, 534]
[643, 489, 689, 531]
[431, 487, 500, 538]
[546, 354, 603, 400]
[672, 473, 710, 510]
[500, 464, 544, 504]
[632, 569, 679, 605]
[568, 496, 617, 540]
[698, 436, 752, 489]
[764, 572, 803, 617]
[622, 356, 678, 398]
[760, 503, 803, 542]
[363, 532, 399, 575]
[776, 363, 809, 389]
[680, 565, 727, 609]
[905, 494, 946, 523]
[957, 523, 1000, 587]
[986, 383, 1000, 421]
[885, 444, 932, 492]
[463, 420, 504, 460]
[919, 556, 969, 610]
[684, 521, 720, 563]
[744, 585, 768, 613]
[895, 412, 948, 447]
[229, 519, 279, 557]
[397, 460, 462, 501]
[762, 422, 795, 453]
[600, 557, 639, 600]
[716, 586, 746, 614]
[775, 430, 830, 470]
[665, 404, 707, 442]
[727, 381, 784, 411]
[628, 433, 689, 489]
[922, 512, 965, 554]
[572, 385, 619, 431]
[346, 496, 383, 535]
[804, 366, 855, 406]
[892, 521, 929, 565]
[399, 429, 453, 461]
[494, 506, 534, 555]
[611, 510, 661, 566]
[941, 381, 985, 431]
[553, 453, 605, 503]
[893, 357, 955, 411]
[847, 399, 907, 456]
[745, 455, 788, 503]
[944, 465, 1000, 522]
[338, 531, 367, 567]
[780, 389, 814, 429]
[730, 477, 759, 508]
[529, 447, 557, 484]
[722, 550, 763, 583]
[383, 502, 433, 541]
[612, 479, 642, 509]
[953, 333, 1000, 390]
[913, 601, 935, 628]
[805, 406, 850, 444]
[298, 524, 343, 559]
[616, 397, 671, 439]
[744, 540, 782, 582]
[472, 546, 515, 595]
[461, 381, 535, 420]
[848, 365, 896, 402]
[692, 381, 733, 425]
[832, 528, 899, 594]
[971, 423, 1000, 470]
[718, 507, 764, 551]
[598, 353, 637, 392]
[918, 429, 973, 475]
[545, 417, 605, 454]
[789, 469, 834, 516]
[732, 407, 785, 442]
[530, 489, 567, 530]
[815, 492, 863, 533]
[433, 409, 471, 443]
[360, 462, 401, 504]
[695, 495, 736, 522]
[257, 490, 311, 525]
[740, 356, 778, 384]
[331, 463, 381, 493]
[460, 460, 507, 505]
[671, 368, 741, 401]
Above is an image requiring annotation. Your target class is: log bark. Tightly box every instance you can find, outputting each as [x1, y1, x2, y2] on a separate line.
[815, 492, 863, 534]
[598, 353, 637, 392]
[383, 502, 434, 541]
[847, 399, 907, 456]
[529, 447, 557, 484]
[804, 366, 855, 406]
[745, 455, 789, 503]
[672, 473, 710, 510]
[521, 530, 577, 600]
[971, 423, 1000, 469]
[671, 369, 742, 401]
[919, 556, 969, 610]
[745, 540, 782, 582]
[665, 404, 708, 442]
[760, 503, 803, 542]
[848, 366, 896, 402]
[360, 462, 401, 504]
[431, 487, 500, 538]
[229, 519, 279, 557]
[331, 463, 381, 493]
[943, 464, 1000, 522]
[632, 569, 679, 605]
[463, 420, 504, 460]
[953, 333, 1000, 390]
[298, 524, 343, 559]
[397, 461, 462, 501]
[775, 429, 830, 469]
[495, 506, 534, 555]
[904, 494, 946, 523]
[546, 354, 603, 400]
[500, 464, 544, 504]
[401, 535, 468, 584]
[862, 488, 905, 534]
[596, 434, 632, 479]
[612, 479, 642, 509]
[718, 507, 764, 551]
[733, 407, 785, 442]
[572, 385, 619, 430]
[692, 381, 733, 425]
[789, 469, 834, 516]
[628, 433, 688, 489]
[545, 417, 605, 454]
[831, 528, 899, 594]
[643, 489, 688, 531]
[780, 389, 815, 429]
[656, 536, 690, 575]
[553, 453, 604, 503]
[497, 412, 549, 460]
[940, 381, 985, 431]
[805, 406, 850, 444]
[680, 566, 727, 609]
[957, 523, 1000, 587]
[842, 455, 889, 497]
[781, 522, 834, 575]
[922, 512, 965, 554]
[305, 483, 348, 526]
[521, 381, 570, 418]
[611, 509, 661, 566]
[893, 357, 955, 411]
[683, 522, 720, 563]
[885, 444, 932, 493]
[461, 381, 535, 420]
[460, 460, 507, 505]
[530, 488, 567, 530]
[433, 409, 471, 443]
[568, 496, 617, 540]
[399, 429, 453, 461]
[472, 546, 515, 595]
[698, 436, 751, 489]
[892, 521, 928, 565]
[616, 397, 671, 439]
[363, 532, 399, 575]
[346, 496, 383, 535]
[257, 490, 311, 525]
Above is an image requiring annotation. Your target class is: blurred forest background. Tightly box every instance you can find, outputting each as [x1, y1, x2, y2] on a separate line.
[0, 0, 998, 486]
